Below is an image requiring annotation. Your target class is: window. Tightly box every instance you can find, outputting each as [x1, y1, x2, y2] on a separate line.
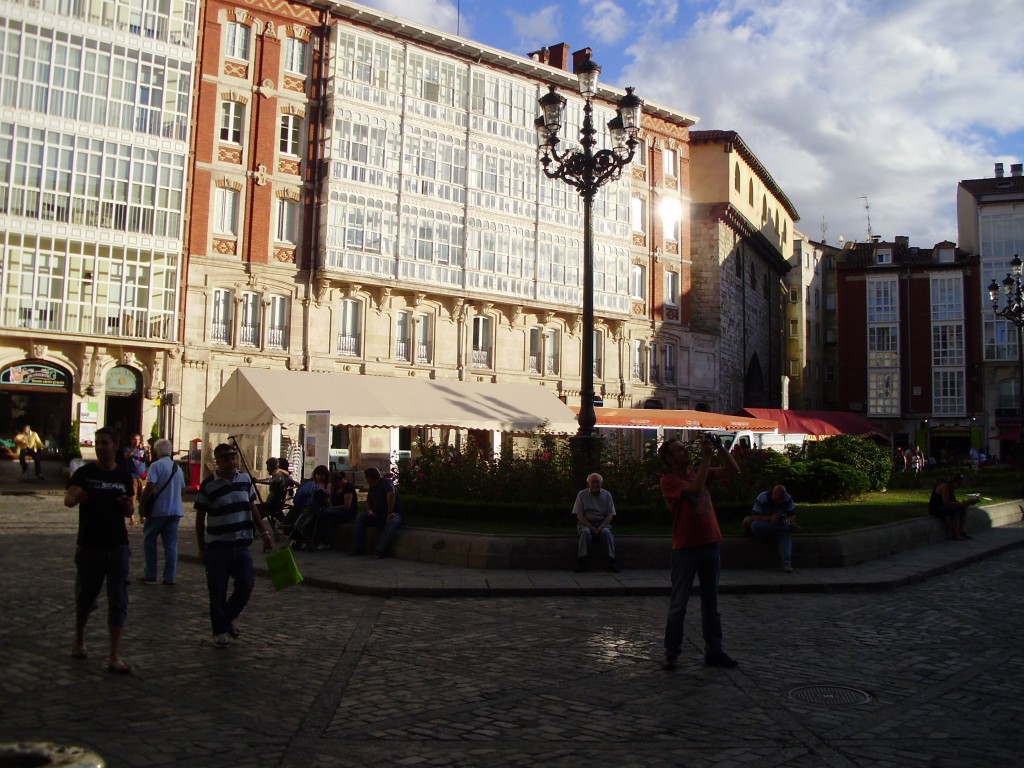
[933, 370, 965, 415]
[631, 196, 646, 233]
[734, 163, 741, 192]
[789, 287, 799, 303]
[283, 38, 307, 75]
[544, 329, 559, 375]
[276, 199, 298, 243]
[472, 315, 492, 368]
[396, 310, 411, 361]
[867, 326, 899, 366]
[415, 313, 432, 363]
[267, 295, 288, 349]
[213, 188, 239, 235]
[631, 264, 646, 300]
[659, 198, 681, 241]
[788, 359, 801, 377]
[211, 288, 232, 344]
[866, 278, 898, 321]
[867, 371, 899, 416]
[825, 328, 837, 346]
[648, 344, 659, 382]
[824, 363, 836, 382]
[825, 291, 836, 311]
[662, 148, 677, 179]
[814, 289, 820, 308]
[664, 271, 679, 307]
[664, 346, 675, 384]
[875, 249, 892, 265]
[529, 327, 542, 373]
[220, 101, 245, 144]
[631, 340, 644, 382]
[239, 291, 260, 347]
[789, 319, 798, 338]
[225, 23, 250, 61]
[279, 114, 301, 156]
[337, 299, 360, 356]
[931, 275, 963, 321]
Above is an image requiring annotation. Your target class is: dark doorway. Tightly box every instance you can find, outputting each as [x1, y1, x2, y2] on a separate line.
[104, 366, 143, 442]
[0, 360, 72, 457]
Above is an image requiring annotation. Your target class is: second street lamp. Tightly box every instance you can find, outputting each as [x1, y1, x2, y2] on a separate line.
[536, 54, 643, 471]
[987, 254, 1024, 465]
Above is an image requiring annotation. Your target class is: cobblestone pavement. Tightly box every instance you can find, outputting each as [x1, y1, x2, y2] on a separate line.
[1, 494, 1022, 767]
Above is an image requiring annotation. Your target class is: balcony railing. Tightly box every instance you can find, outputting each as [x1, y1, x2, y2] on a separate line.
[529, 354, 541, 374]
[395, 339, 411, 362]
[649, 364, 660, 382]
[631, 363, 644, 382]
[267, 326, 286, 349]
[665, 366, 675, 384]
[337, 333, 360, 356]
[546, 355, 559, 375]
[471, 348, 491, 368]
[211, 321, 231, 344]
[415, 343, 430, 364]
[239, 323, 260, 347]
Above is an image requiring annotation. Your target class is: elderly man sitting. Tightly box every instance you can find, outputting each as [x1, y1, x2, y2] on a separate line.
[572, 473, 619, 573]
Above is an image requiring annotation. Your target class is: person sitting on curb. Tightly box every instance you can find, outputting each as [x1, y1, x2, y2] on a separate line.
[749, 485, 798, 573]
[353, 467, 403, 558]
[928, 472, 978, 541]
[572, 472, 619, 573]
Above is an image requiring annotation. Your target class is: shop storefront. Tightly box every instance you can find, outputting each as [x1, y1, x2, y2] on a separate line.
[0, 361, 72, 457]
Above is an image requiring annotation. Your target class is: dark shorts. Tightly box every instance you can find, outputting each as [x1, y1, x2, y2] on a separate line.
[75, 544, 130, 627]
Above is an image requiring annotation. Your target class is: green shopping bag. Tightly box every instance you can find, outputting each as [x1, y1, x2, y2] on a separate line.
[265, 547, 303, 590]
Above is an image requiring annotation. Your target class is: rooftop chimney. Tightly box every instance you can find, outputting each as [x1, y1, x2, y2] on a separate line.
[895, 235, 909, 247]
[571, 47, 594, 75]
[544, 43, 571, 72]
[1012, 164, 1023, 177]
[995, 162, 1005, 177]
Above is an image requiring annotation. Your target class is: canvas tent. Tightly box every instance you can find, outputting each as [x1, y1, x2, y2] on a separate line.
[201, 369, 580, 473]
[574, 407, 778, 432]
[735, 408, 882, 438]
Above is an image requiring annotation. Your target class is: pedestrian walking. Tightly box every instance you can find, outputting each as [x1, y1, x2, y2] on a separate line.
[657, 434, 740, 671]
[65, 426, 134, 674]
[138, 438, 185, 585]
[195, 442, 276, 647]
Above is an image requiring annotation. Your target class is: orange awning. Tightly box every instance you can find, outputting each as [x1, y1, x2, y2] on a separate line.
[571, 407, 778, 432]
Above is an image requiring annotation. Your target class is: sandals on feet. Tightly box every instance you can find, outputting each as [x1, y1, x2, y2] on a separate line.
[107, 660, 131, 675]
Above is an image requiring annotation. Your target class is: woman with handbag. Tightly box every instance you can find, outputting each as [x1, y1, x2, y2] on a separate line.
[138, 439, 185, 585]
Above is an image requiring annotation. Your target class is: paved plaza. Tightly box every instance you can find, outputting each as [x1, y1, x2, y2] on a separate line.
[1, 492, 1022, 767]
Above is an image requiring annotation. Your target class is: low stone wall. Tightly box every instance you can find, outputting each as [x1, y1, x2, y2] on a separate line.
[331, 501, 1021, 571]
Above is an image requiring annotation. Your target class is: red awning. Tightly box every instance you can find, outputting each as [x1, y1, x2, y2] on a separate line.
[994, 430, 1020, 441]
[572, 407, 778, 432]
[735, 408, 881, 437]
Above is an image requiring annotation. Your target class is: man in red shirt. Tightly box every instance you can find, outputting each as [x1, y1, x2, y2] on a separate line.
[657, 434, 740, 671]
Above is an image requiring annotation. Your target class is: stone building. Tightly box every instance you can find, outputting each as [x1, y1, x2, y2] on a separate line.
[688, 130, 796, 412]
[958, 161, 1024, 460]
[181, 0, 712, 468]
[0, 0, 197, 454]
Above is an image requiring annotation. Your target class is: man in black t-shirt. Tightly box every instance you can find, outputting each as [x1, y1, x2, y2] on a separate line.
[66, 426, 135, 674]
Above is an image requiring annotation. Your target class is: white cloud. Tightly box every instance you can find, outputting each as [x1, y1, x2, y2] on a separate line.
[354, 0, 462, 34]
[504, 5, 564, 55]
[580, 0, 631, 46]
[621, 0, 1024, 247]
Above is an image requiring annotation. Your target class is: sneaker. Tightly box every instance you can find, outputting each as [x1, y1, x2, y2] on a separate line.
[227, 622, 240, 639]
[609, 560, 621, 574]
[662, 656, 678, 671]
[782, 564, 792, 573]
[314, 543, 331, 552]
[704, 651, 738, 668]
[162, 580, 175, 586]
[137, 577, 157, 585]
[214, 633, 229, 647]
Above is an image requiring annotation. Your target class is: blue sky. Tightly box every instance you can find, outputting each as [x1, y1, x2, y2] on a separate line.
[357, 0, 1024, 249]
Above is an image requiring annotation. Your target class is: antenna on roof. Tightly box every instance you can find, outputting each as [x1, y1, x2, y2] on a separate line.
[857, 195, 873, 241]
[820, 216, 827, 245]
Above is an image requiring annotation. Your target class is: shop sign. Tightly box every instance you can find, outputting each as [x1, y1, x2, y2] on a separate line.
[0, 363, 68, 389]
[105, 366, 139, 396]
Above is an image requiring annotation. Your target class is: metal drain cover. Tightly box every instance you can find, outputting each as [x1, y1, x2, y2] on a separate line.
[788, 685, 872, 705]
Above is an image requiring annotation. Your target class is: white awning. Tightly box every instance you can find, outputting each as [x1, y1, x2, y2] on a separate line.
[203, 368, 579, 434]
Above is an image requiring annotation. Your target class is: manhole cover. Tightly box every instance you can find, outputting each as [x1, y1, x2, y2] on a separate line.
[788, 685, 871, 705]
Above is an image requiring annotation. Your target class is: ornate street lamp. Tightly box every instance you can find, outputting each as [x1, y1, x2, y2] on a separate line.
[536, 54, 643, 468]
[987, 254, 1024, 463]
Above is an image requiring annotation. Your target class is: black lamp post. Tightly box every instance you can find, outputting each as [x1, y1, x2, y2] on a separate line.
[535, 55, 643, 471]
[987, 254, 1024, 464]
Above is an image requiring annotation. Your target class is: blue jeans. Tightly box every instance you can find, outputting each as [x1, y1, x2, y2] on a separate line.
[664, 543, 723, 660]
[142, 515, 181, 583]
[749, 521, 793, 567]
[577, 525, 615, 559]
[204, 543, 254, 635]
[354, 511, 402, 555]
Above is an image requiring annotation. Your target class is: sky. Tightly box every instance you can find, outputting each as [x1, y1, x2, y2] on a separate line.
[356, 0, 1024, 250]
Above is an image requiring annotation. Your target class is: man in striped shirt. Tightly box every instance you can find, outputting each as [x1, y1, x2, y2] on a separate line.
[195, 443, 275, 647]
